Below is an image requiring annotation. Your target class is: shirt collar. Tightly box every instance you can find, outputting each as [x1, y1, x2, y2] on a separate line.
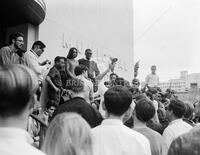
[0, 127, 33, 144]
[101, 119, 123, 126]
[30, 49, 39, 58]
[169, 119, 183, 125]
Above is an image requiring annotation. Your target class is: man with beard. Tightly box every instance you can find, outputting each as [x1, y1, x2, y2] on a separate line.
[0, 32, 25, 66]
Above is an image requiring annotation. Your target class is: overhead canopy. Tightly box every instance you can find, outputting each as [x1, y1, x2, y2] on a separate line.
[0, 0, 46, 27]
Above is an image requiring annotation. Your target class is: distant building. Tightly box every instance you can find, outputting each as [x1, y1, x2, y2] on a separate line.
[159, 71, 200, 93]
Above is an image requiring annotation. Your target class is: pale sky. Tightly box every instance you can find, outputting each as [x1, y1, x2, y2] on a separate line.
[134, 0, 200, 82]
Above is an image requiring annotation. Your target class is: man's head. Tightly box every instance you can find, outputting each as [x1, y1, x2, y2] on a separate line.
[132, 78, 140, 89]
[151, 65, 157, 74]
[135, 98, 156, 123]
[166, 99, 186, 121]
[67, 47, 78, 59]
[9, 32, 24, 50]
[74, 65, 89, 78]
[0, 65, 38, 119]
[104, 86, 132, 116]
[46, 100, 57, 118]
[110, 73, 118, 82]
[85, 49, 92, 60]
[31, 41, 46, 57]
[184, 102, 194, 120]
[54, 56, 65, 69]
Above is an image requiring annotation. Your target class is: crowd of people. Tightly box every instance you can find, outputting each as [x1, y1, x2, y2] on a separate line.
[0, 32, 200, 155]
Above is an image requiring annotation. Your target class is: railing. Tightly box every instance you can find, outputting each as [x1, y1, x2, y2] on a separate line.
[34, 0, 46, 12]
[30, 114, 48, 149]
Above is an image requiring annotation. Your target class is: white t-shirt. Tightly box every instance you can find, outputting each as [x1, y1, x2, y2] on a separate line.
[145, 73, 159, 87]
[162, 119, 193, 155]
[92, 119, 151, 155]
[76, 75, 94, 103]
[0, 127, 45, 155]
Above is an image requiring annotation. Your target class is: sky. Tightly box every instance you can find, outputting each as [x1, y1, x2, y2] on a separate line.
[134, 0, 200, 82]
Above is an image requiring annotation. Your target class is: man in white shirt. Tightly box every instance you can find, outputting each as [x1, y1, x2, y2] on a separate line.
[92, 86, 151, 155]
[0, 65, 45, 155]
[162, 99, 193, 155]
[145, 65, 159, 88]
[74, 65, 94, 104]
[24, 41, 50, 81]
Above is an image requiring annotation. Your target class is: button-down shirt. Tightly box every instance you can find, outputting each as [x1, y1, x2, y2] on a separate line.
[145, 73, 159, 87]
[162, 119, 192, 155]
[0, 127, 45, 155]
[92, 119, 151, 155]
[78, 58, 100, 79]
[0, 46, 25, 65]
[24, 50, 48, 80]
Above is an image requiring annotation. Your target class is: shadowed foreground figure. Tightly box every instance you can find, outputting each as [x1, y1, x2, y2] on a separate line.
[0, 65, 45, 155]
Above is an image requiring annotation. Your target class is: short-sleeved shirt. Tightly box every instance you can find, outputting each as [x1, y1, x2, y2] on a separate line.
[168, 126, 200, 155]
[76, 75, 94, 103]
[0, 46, 25, 66]
[134, 127, 162, 155]
[47, 66, 62, 88]
[92, 119, 151, 155]
[145, 73, 159, 87]
[78, 58, 100, 79]
[162, 119, 192, 155]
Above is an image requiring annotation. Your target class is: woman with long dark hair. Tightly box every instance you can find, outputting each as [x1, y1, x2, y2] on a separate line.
[65, 47, 79, 78]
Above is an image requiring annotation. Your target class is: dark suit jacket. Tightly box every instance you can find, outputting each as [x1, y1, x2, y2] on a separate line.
[52, 97, 103, 128]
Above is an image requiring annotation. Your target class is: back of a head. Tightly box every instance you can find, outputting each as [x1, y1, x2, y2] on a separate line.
[0, 65, 38, 118]
[42, 112, 92, 155]
[31, 40, 46, 49]
[104, 86, 132, 116]
[184, 102, 194, 119]
[169, 99, 186, 118]
[135, 98, 156, 122]
[74, 65, 88, 76]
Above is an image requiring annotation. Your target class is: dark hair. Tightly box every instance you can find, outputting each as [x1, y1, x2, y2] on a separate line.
[9, 32, 24, 45]
[46, 100, 57, 109]
[145, 91, 153, 101]
[184, 103, 194, 119]
[54, 56, 65, 63]
[74, 65, 89, 76]
[168, 99, 186, 118]
[135, 98, 156, 122]
[132, 78, 140, 86]
[104, 86, 132, 116]
[85, 49, 92, 53]
[65, 78, 84, 93]
[31, 41, 46, 49]
[0, 65, 38, 117]
[134, 94, 147, 101]
[67, 47, 78, 59]
[110, 73, 118, 78]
